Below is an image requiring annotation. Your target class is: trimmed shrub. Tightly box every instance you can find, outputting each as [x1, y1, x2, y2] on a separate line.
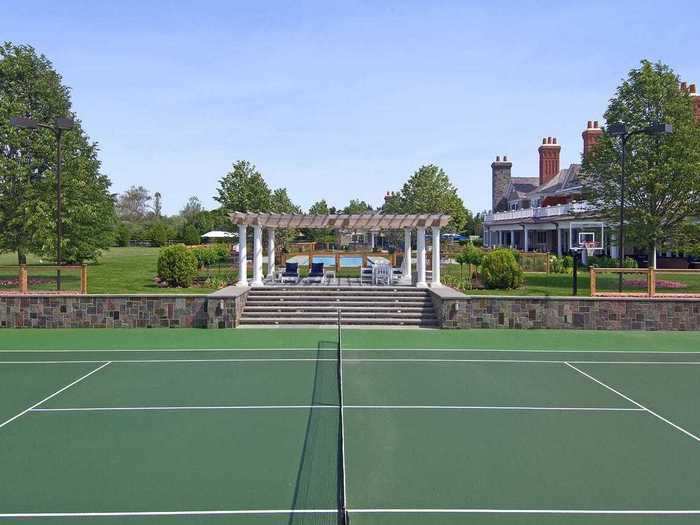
[191, 246, 218, 268]
[549, 255, 566, 274]
[157, 244, 198, 287]
[562, 255, 574, 269]
[480, 248, 524, 289]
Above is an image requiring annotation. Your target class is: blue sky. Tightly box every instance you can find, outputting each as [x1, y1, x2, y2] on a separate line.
[2, 1, 698, 215]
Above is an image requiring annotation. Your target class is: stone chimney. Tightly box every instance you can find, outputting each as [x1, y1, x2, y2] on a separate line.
[538, 137, 560, 186]
[582, 120, 603, 159]
[491, 155, 512, 212]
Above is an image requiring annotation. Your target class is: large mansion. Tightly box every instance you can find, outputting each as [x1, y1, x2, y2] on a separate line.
[484, 82, 700, 259]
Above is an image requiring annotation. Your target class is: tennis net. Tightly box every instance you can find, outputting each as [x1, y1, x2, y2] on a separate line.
[337, 308, 349, 524]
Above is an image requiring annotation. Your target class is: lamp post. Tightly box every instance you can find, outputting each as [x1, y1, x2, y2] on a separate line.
[606, 122, 672, 292]
[10, 116, 75, 291]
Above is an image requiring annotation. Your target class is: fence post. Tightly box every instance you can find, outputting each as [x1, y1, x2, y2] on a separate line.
[590, 268, 597, 296]
[648, 268, 656, 297]
[19, 264, 28, 293]
[80, 264, 88, 294]
[335, 253, 340, 269]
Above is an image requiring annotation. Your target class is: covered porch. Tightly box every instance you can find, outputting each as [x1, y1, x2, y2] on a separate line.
[229, 212, 450, 287]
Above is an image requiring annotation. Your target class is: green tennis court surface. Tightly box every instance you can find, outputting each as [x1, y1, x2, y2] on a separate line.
[1, 329, 700, 524]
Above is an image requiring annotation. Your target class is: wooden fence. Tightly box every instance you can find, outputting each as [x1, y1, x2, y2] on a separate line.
[590, 268, 700, 298]
[1, 264, 88, 294]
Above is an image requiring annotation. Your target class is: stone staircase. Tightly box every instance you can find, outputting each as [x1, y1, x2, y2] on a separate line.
[239, 286, 437, 327]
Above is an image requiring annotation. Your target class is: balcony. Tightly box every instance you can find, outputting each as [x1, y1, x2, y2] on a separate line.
[485, 201, 595, 223]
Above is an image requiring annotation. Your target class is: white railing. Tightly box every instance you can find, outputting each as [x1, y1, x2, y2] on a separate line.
[485, 201, 595, 223]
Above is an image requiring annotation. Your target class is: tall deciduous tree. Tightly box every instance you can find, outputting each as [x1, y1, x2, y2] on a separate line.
[0, 42, 115, 263]
[117, 185, 152, 222]
[343, 199, 372, 214]
[214, 160, 271, 213]
[582, 60, 700, 267]
[384, 164, 468, 231]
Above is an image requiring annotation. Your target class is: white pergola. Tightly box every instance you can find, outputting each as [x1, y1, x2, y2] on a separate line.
[229, 212, 450, 287]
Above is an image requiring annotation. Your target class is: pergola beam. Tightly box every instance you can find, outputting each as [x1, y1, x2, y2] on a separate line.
[229, 212, 450, 229]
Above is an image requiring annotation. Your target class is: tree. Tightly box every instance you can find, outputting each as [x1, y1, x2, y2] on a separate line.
[0, 42, 115, 263]
[214, 160, 271, 213]
[308, 199, 330, 215]
[180, 196, 203, 222]
[582, 60, 700, 268]
[152, 191, 162, 218]
[181, 223, 201, 245]
[270, 187, 301, 214]
[342, 199, 372, 214]
[383, 164, 468, 231]
[117, 186, 151, 222]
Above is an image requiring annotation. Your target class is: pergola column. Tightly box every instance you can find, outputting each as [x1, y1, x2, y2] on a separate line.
[251, 225, 264, 286]
[402, 228, 412, 283]
[557, 227, 563, 256]
[266, 228, 275, 279]
[523, 227, 529, 251]
[416, 227, 427, 287]
[236, 224, 248, 286]
[370, 231, 376, 250]
[431, 226, 441, 286]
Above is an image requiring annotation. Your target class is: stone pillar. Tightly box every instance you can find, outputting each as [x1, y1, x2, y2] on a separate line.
[402, 228, 412, 283]
[251, 225, 264, 286]
[266, 228, 275, 279]
[523, 227, 529, 252]
[431, 226, 441, 286]
[236, 224, 248, 286]
[416, 227, 427, 287]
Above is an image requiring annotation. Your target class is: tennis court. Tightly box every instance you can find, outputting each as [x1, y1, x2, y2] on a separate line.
[1, 329, 700, 524]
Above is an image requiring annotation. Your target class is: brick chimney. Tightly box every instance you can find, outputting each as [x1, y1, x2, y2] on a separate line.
[491, 155, 512, 212]
[691, 84, 700, 123]
[582, 120, 603, 159]
[681, 82, 700, 123]
[538, 137, 560, 186]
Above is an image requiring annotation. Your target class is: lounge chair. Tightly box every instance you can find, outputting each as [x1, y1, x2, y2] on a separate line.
[373, 263, 392, 285]
[307, 262, 325, 284]
[281, 262, 300, 284]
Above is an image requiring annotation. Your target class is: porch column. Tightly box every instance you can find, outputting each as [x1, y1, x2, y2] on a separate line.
[251, 225, 264, 286]
[484, 227, 490, 248]
[416, 227, 427, 287]
[431, 226, 441, 286]
[266, 228, 275, 279]
[370, 231, 376, 250]
[510, 230, 515, 249]
[498, 231, 502, 247]
[557, 227, 563, 256]
[236, 224, 248, 286]
[523, 227, 529, 251]
[402, 228, 412, 283]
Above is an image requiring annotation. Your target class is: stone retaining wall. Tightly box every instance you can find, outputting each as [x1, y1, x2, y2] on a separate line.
[0, 286, 250, 329]
[430, 288, 700, 330]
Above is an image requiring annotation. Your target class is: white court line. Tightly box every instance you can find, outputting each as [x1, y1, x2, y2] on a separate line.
[0, 358, 336, 364]
[0, 362, 111, 430]
[345, 405, 643, 412]
[0, 509, 336, 518]
[33, 405, 338, 412]
[1, 346, 699, 354]
[31, 405, 643, 413]
[565, 362, 700, 444]
[2, 358, 700, 365]
[349, 508, 700, 515]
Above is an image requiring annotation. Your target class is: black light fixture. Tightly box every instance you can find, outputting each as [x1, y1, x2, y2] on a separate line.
[10, 116, 75, 291]
[605, 121, 673, 291]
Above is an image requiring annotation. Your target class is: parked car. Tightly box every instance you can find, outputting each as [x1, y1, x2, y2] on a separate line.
[441, 233, 468, 242]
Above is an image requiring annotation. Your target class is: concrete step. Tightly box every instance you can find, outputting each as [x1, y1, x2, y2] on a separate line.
[245, 303, 433, 313]
[239, 317, 438, 326]
[247, 295, 429, 302]
[243, 310, 434, 319]
[246, 299, 432, 306]
[250, 289, 429, 296]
